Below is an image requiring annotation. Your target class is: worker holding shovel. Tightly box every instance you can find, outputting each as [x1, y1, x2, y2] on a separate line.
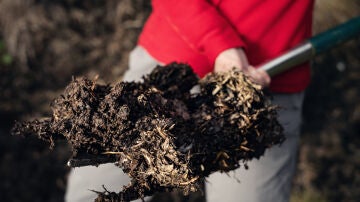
[66, 1, 314, 201]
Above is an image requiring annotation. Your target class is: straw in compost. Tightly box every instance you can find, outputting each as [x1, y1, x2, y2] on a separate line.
[12, 63, 284, 202]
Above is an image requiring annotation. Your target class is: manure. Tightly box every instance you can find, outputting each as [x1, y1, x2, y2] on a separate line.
[13, 62, 284, 202]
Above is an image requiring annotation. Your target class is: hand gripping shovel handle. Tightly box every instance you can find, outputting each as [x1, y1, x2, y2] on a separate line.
[66, 17, 360, 168]
[259, 16, 360, 77]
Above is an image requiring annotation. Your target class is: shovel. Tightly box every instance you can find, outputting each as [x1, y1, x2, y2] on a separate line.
[66, 17, 360, 168]
[259, 16, 360, 76]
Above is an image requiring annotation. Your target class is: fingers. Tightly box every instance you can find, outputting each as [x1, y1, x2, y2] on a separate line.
[214, 48, 248, 72]
[244, 66, 271, 88]
[257, 68, 271, 87]
[213, 48, 271, 88]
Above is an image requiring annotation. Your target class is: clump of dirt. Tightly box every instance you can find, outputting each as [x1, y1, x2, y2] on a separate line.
[13, 63, 284, 202]
[189, 70, 284, 175]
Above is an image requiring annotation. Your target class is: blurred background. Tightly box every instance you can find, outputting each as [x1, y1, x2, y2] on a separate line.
[0, 0, 359, 201]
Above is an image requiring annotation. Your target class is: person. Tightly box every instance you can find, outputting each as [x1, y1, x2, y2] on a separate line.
[66, 1, 314, 201]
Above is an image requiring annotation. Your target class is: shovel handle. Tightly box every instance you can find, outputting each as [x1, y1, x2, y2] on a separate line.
[259, 16, 360, 77]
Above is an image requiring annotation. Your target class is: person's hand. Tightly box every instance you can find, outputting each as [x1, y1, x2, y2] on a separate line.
[214, 48, 271, 87]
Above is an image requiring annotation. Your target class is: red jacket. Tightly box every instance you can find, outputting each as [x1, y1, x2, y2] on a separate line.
[139, 0, 314, 93]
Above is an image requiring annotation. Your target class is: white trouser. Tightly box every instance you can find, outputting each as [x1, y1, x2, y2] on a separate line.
[65, 46, 304, 202]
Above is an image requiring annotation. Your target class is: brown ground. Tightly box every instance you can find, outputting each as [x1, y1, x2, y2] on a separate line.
[0, 0, 360, 202]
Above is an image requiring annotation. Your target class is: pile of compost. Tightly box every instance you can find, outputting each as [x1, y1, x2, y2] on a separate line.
[13, 63, 284, 202]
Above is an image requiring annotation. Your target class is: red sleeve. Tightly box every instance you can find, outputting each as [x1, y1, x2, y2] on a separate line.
[152, 0, 246, 65]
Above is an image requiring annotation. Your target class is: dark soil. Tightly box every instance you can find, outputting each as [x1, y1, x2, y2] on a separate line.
[13, 63, 283, 201]
[1, 1, 360, 202]
[0, 1, 151, 201]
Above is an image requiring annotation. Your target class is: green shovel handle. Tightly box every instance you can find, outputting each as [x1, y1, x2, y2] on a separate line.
[259, 16, 360, 77]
